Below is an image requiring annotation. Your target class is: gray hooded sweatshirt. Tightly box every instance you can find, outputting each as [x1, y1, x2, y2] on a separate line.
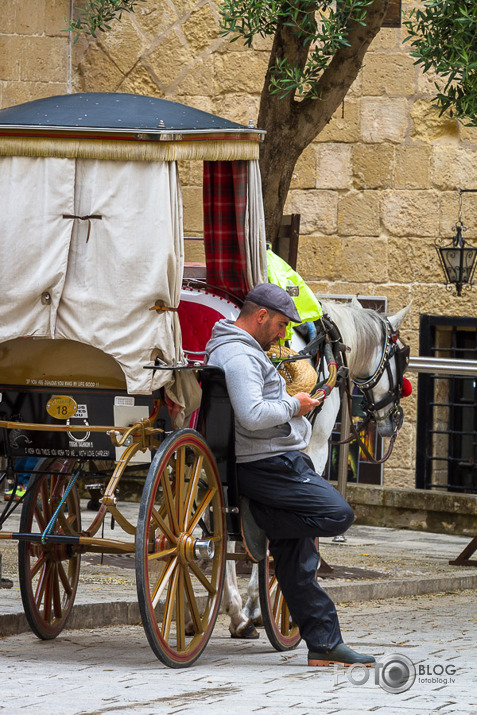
[205, 319, 312, 462]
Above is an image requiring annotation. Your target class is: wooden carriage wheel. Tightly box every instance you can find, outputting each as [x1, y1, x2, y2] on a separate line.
[18, 458, 81, 640]
[259, 549, 301, 651]
[136, 429, 226, 668]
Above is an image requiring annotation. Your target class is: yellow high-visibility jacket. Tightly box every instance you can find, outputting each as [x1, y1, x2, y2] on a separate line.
[266, 249, 323, 341]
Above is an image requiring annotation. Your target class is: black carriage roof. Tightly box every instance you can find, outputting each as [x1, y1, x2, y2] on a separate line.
[0, 92, 262, 138]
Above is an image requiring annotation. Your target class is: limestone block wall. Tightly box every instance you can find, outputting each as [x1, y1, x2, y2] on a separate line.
[71, 1, 477, 489]
[3, 2, 476, 489]
[0, 0, 71, 109]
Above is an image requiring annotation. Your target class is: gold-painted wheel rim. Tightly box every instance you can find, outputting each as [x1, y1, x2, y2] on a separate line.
[19, 459, 81, 639]
[138, 431, 225, 665]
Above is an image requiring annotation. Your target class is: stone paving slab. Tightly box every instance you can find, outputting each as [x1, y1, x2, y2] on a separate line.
[2, 501, 477, 638]
[2, 591, 476, 714]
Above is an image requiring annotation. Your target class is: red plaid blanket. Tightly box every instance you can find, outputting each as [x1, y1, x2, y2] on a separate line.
[203, 161, 251, 301]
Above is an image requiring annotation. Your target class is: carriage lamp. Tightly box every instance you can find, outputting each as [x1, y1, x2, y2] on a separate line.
[435, 189, 477, 297]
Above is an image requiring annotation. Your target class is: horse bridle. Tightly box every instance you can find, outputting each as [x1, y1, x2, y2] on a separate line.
[335, 318, 409, 463]
[353, 319, 410, 429]
[285, 314, 410, 462]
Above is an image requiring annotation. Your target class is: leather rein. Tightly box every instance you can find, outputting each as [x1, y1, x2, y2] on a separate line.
[331, 318, 410, 464]
[292, 315, 409, 465]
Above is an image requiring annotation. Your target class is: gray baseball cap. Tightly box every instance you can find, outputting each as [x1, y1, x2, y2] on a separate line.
[245, 283, 302, 323]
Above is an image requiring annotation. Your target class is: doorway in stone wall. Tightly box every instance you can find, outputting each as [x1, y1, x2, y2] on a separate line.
[416, 315, 477, 494]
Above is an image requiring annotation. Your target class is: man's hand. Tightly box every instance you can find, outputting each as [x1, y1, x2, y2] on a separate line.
[294, 392, 322, 416]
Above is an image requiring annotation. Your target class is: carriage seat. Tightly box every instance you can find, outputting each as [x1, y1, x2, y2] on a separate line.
[197, 367, 241, 540]
[178, 287, 241, 359]
[178, 301, 226, 354]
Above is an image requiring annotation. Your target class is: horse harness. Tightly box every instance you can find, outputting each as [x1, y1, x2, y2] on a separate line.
[291, 314, 410, 464]
[353, 318, 410, 427]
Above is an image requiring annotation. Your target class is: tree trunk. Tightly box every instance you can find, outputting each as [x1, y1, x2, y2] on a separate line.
[258, 0, 390, 244]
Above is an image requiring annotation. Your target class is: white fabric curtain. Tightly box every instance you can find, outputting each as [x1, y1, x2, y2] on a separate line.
[55, 159, 177, 394]
[0, 156, 201, 416]
[0, 156, 75, 341]
[55, 159, 184, 395]
[246, 160, 268, 286]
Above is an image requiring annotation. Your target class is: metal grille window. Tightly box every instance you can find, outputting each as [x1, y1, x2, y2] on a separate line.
[416, 316, 477, 493]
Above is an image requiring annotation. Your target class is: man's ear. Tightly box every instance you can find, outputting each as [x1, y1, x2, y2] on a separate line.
[256, 308, 268, 324]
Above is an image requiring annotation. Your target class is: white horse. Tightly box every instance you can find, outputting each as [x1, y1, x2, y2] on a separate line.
[221, 298, 411, 638]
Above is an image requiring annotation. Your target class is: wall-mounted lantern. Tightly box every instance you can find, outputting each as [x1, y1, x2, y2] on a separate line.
[435, 189, 477, 297]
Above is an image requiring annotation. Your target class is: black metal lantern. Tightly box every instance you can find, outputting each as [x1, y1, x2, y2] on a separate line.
[435, 190, 477, 297]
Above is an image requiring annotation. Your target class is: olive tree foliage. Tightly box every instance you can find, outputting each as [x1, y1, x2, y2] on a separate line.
[69, 1, 146, 39]
[69, 1, 477, 242]
[404, 1, 477, 126]
[218, 0, 389, 242]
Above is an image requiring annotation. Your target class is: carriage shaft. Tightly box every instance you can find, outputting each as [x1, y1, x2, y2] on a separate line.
[0, 531, 135, 554]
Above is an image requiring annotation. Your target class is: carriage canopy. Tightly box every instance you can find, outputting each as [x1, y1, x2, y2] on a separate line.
[0, 93, 267, 416]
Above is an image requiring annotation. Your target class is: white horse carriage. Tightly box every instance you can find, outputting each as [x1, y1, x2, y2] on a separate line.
[0, 93, 410, 667]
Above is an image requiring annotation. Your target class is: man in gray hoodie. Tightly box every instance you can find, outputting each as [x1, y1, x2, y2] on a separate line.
[205, 283, 375, 667]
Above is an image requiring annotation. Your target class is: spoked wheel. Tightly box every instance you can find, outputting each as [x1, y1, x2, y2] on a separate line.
[259, 547, 301, 651]
[136, 429, 226, 668]
[18, 458, 81, 640]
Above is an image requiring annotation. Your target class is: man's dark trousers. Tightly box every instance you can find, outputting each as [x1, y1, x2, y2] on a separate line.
[237, 451, 354, 651]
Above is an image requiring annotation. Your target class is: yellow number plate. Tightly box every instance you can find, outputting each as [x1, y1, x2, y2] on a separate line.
[46, 395, 78, 420]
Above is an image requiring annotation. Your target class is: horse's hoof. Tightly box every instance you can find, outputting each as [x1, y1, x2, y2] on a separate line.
[251, 615, 263, 627]
[230, 619, 260, 639]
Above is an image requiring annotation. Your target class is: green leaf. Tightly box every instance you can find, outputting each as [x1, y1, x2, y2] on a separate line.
[404, 0, 477, 124]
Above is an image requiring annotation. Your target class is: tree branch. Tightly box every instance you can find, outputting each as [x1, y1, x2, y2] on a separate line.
[256, 1, 389, 242]
[296, 0, 389, 148]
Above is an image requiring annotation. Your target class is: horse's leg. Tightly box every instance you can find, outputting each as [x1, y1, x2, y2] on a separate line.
[223, 542, 259, 639]
[243, 563, 262, 626]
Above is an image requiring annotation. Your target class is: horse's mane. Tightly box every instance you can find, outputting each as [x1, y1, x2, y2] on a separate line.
[319, 299, 385, 379]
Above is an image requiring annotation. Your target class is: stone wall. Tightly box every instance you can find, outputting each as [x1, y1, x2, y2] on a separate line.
[0, 0, 71, 108]
[71, 1, 477, 489]
[3, 2, 477, 490]
[344, 482, 477, 537]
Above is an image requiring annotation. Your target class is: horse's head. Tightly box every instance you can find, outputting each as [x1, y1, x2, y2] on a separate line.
[353, 303, 412, 438]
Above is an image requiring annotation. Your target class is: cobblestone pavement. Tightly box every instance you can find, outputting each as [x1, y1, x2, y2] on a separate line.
[2, 501, 476, 626]
[2, 591, 476, 715]
[2, 499, 476, 713]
